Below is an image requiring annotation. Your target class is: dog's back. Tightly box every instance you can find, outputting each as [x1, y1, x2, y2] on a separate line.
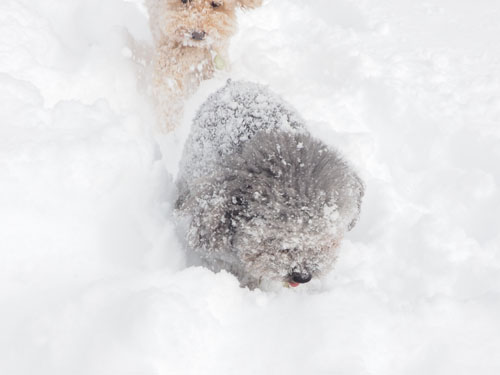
[178, 80, 306, 188]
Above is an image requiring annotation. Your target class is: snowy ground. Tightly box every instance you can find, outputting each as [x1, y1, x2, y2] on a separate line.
[1, 0, 500, 374]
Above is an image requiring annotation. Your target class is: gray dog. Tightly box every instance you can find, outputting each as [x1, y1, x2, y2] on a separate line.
[175, 80, 364, 289]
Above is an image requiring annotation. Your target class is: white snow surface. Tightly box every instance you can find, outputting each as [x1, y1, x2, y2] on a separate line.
[1, 0, 500, 374]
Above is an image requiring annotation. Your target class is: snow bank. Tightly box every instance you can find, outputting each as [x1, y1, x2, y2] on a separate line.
[1, 0, 499, 374]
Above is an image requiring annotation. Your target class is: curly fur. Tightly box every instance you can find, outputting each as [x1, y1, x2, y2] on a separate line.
[146, 0, 262, 131]
[176, 81, 364, 289]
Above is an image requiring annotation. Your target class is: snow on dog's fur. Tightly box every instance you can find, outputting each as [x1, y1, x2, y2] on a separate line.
[175, 81, 364, 289]
[146, 0, 262, 131]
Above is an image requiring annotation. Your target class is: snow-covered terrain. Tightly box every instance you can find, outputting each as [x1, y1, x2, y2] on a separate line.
[1, 0, 499, 374]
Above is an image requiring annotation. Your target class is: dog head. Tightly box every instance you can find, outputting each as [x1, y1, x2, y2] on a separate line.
[151, 0, 262, 48]
[179, 130, 364, 287]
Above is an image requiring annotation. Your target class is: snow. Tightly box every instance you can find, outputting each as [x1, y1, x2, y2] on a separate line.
[1, 0, 499, 374]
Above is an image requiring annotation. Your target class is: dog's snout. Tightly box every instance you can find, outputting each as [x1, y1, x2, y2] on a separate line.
[291, 272, 312, 284]
[192, 31, 206, 41]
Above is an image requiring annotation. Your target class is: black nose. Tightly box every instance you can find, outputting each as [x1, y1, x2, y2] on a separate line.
[291, 272, 312, 284]
[192, 31, 206, 41]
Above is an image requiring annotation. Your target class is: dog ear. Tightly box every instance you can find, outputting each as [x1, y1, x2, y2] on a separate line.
[346, 173, 365, 231]
[236, 0, 263, 9]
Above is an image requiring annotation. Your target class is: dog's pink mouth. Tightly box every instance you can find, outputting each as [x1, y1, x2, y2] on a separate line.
[289, 282, 300, 288]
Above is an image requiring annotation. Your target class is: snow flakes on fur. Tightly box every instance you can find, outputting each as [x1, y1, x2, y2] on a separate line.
[176, 80, 364, 288]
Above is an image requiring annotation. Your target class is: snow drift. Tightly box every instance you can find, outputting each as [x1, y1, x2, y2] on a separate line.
[1, 0, 499, 374]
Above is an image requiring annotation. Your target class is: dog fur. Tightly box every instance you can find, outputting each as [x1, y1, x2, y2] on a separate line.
[146, 0, 262, 131]
[175, 80, 364, 289]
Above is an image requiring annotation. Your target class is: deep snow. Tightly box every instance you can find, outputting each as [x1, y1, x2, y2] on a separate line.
[1, 0, 499, 374]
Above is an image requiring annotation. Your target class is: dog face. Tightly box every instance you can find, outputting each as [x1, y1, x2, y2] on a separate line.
[225, 132, 352, 285]
[180, 131, 364, 287]
[154, 0, 262, 48]
[231, 206, 342, 285]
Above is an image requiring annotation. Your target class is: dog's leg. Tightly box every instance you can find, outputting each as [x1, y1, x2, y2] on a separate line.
[152, 45, 216, 131]
[151, 44, 187, 131]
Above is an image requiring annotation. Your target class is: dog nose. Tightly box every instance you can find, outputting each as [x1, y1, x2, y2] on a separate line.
[192, 31, 206, 41]
[291, 272, 312, 284]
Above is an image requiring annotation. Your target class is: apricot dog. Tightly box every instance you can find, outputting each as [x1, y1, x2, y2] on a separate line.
[147, 0, 262, 131]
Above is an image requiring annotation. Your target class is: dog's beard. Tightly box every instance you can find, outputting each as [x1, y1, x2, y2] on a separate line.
[231, 218, 340, 284]
[172, 28, 217, 48]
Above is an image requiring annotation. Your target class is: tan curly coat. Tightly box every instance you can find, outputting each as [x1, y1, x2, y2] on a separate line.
[146, 0, 262, 131]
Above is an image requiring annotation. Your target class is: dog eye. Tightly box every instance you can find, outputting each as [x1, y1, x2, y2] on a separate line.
[211, 1, 222, 8]
[181, 0, 191, 4]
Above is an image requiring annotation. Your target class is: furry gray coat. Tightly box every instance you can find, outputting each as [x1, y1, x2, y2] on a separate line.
[176, 80, 364, 288]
